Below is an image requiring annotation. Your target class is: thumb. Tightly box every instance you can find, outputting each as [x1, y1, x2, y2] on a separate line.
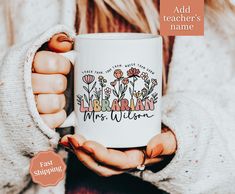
[48, 33, 74, 53]
[146, 130, 177, 158]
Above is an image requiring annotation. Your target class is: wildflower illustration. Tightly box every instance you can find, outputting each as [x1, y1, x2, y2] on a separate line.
[76, 94, 83, 105]
[104, 87, 111, 100]
[82, 74, 96, 105]
[114, 69, 123, 79]
[140, 72, 149, 81]
[127, 67, 140, 99]
[141, 73, 158, 101]
[98, 76, 107, 101]
[122, 78, 129, 85]
[151, 92, 158, 104]
[133, 91, 142, 99]
[111, 69, 128, 102]
[94, 88, 101, 101]
[78, 65, 159, 113]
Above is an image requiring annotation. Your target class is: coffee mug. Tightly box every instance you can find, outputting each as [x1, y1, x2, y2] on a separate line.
[60, 33, 162, 148]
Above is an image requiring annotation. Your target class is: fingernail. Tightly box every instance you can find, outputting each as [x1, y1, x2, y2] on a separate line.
[67, 137, 80, 149]
[57, 35, 73, 43]
[59, 141, 70, 147]
[150, 144, 164, 158]
[82, 145, 93, 154]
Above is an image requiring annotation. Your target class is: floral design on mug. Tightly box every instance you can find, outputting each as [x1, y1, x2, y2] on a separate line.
[127, 67, 140, 100]
[76, 67, 158, 113]
[140, 72, 149, 81]
[104, 87, 111, 100]
[82, 74, 96, 105]
[111, 69, 128, 102]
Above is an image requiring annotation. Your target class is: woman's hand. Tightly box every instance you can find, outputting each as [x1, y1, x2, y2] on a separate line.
[60, 128, 177, 177]
[32, 33, 73, 128]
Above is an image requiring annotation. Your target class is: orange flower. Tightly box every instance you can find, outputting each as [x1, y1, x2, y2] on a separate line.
[114, 69, 123, 79]
[122, 78, 129, 85]
[127, 68, 140, 77]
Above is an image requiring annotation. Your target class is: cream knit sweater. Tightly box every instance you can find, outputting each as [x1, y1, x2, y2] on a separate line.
[0, 0, 235, 194]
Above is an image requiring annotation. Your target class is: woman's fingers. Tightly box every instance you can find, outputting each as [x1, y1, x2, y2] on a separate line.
[35, 94, 65, 114]
[32, 35, 73, 129]
[61, 134, 86, 146]
[65, 135, 123, 177]
[61, 135, 123, 177]
[144, 156, 163, 166]
[33, 51, 71, 74]
[60, 135, 164, 175]
[62, 135, 144, 170]
[146, 130, 177, 158]
[32, 73, 67, 94]
[48, 33, 73, 53]
[73, 148, 124, 177]
[40, 110, 66, 129]
[80, 141, 144, 170]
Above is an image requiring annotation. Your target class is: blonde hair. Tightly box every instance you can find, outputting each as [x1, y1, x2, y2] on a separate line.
[76, 0, 235, 93]
[77, 0, 235, 33]
[205, 0, 235, 35]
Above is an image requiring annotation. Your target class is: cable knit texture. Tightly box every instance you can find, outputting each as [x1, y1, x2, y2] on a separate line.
[0, 1, 76, 193]
[0, 0, 235, 193]
[131, 20, 235, 193]
[0, 25, 75, 194]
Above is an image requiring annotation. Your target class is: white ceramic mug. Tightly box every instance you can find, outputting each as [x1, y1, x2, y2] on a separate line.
[60, 33, 162, 148]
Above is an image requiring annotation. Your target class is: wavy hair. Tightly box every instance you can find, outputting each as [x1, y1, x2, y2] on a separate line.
[76, 0, 235, 92]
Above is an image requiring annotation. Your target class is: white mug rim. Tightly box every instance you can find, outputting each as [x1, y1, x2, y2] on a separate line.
[76, 32, 160, 40]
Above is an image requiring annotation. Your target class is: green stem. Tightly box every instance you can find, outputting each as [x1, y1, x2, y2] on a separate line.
[118, 79, 120, 100]
[88, 84, 90, 105]
[101, 86, 103, 101]
[132, 77, 135, 99]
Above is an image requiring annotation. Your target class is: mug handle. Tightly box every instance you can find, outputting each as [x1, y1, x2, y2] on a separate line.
[58, 50, 76, 128]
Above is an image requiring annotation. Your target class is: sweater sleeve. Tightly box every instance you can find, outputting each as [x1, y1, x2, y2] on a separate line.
[0, 25, 75, 194]
[130, 34, 235, 193]
[131, 91, 235, 194]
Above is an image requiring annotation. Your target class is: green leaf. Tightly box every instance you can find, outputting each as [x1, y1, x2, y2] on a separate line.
[119, 84, 122, 93]
[83, 86, 88, 92]
[123, 86, 127, 93]
[130, 81, 134, 87]
[120, 93, 125, 99]
[90, 82, 97, 92]
[113, 90, 118, 97]
[152, 92, 158, 98]
[129, 87, 132, 96]
[145, 84, 149, 89]
[84, 94, 89, 104]
[76, 95, 82, 105]
[148, 87, 154, 94]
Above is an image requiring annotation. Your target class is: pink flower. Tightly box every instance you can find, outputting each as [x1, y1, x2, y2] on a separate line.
[140, 72, 149, 81]
[82, 74, 95, 84]
[104, 87, 111, 95]
[127, 68, 140, 77]
[151, 79, 158, 86]
[114, 69, 123, 79]
[110, 81, 117, 87]
[122, 78, 129, 85]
